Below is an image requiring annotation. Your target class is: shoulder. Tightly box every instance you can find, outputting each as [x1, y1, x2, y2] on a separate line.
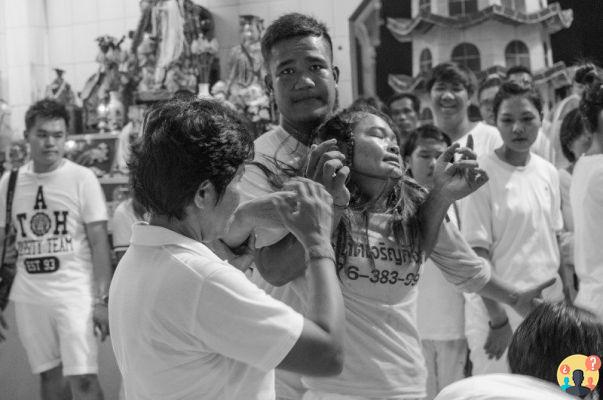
[63, 160, 99, 181]
[530, 153, 558, 178]
[253, 127, 283, 154]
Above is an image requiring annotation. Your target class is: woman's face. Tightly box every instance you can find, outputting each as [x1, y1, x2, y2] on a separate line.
[406, 138, 447, 188]
[496, 95, 541, 153]
[569, 131, 592, 160]
[350, 114, 402, 187]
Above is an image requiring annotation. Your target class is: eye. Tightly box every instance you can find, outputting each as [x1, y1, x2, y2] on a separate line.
[500, 118, 513, 124]
[522, 115, 536, 123]
[278, 67, 294, 76]
[310, 64, 324, 72]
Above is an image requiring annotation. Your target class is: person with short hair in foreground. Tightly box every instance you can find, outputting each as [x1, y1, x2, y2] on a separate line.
[109, 99, 345, 400]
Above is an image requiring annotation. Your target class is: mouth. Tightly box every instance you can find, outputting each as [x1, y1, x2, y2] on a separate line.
[383, 155, 401, 166]
[292, 96, 322, 104]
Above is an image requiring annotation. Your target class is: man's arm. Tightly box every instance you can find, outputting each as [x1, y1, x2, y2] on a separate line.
[85, 220, 112, 341]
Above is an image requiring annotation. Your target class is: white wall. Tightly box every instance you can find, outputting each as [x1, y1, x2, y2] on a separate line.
[1, 0, 363, 134]
[413, 19, 548, 74]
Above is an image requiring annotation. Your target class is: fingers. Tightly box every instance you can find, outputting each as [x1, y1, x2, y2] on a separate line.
[333, 166, 350, 190]
[306, 139, 337, 178]
[466, 134, 474, 151]
[438, 142, 460, 164]
[531, 278, 556, 295]
[455, 146, 477, 161]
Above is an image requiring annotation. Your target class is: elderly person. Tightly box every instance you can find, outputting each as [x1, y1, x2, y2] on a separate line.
[108, 99, 345, 400]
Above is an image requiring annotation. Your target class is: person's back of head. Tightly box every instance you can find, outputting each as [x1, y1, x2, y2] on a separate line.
[505, 65, 533, 88]
[508, 302, 603, 385]
[129, 99, 252, 221]
[260, 13, 333, 68]
[579, 67, 603, 133]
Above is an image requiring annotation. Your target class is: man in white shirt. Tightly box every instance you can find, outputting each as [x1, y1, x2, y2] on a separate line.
[0, 99, 112, 400]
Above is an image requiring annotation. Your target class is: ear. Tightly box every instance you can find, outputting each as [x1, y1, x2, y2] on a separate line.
[264, 74, 273, 92]
[193, 180, 218, 210]
[332, 66, 340, 84]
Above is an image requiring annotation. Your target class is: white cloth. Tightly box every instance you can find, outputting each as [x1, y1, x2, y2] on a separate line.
[303, 213, 489, 399]
[460, 152, 564, 374]
[434, 374, 574, 400]
[531, 128, 554, 163]
[0, 160, 107, 306]
[570, 154, 603, 321]
[240, 126, 310, 399]
[417, 206, 465, 341]
[422, 339, 468, 400]
[109, 223, 304, 400]
[111, 199, 141, 252]
[453, 122, 502, 156]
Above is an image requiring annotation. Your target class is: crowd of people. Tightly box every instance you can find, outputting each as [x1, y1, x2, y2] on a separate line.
[0, 11, 602, 400]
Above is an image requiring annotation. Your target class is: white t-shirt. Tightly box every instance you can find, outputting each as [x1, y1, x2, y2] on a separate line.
[454, 122, 502, 156]
[109, 223, 304, 400]
[417, 205, 465, 341]
[434, 374, 574, 400]
[111, 199, 141, 253]
[0, 160, 107, 305]
[570, 154, 603, 321]
[461, 152, 563, 292]
[239, 126, 310, 399]
[303, 212, 490, 398]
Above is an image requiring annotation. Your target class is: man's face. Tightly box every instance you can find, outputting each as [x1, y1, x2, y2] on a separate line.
[478, 85, 499, 126]
[26, 117, 67, 171]
[266, 35, 338, 130]
[430, 80, 470, 122]
[507, 72, 533, 88]
[389, 97, 419, 135]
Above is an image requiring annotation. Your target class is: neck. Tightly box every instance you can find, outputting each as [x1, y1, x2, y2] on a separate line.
[438, 115, 475, 142]
[149, 213, 205, 243]
[32, 158, 64, 173]
[281, 117, 322, 146]
[353, 175, 396, 211]
[495, 145, 530, 167]
[586, 132, 603, 156]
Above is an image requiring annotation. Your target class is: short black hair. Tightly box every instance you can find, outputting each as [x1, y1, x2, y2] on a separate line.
[506, 65, 533, 79]
[386, 92, 421, 114]
[477, 76, 503, 101]
[261, 13, 333, 68]
[508, 302, 603, 385]
[493, 81, 543, 120]
[579, 68, 603, 133]
[574, 63, 597, 85]
[402, 124, 451, 160]
[426, 62, 476, 97]
[560, 108, 587, 163]
[129, 99, 253, 220]
[25, 99, 69, 131]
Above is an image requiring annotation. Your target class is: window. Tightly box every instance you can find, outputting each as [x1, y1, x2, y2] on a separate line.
[505, 40, 530, 69]
[419, 48, 432, 74]
[500, 0, 526, 12]
[449, 0, 477, 16]
[451, 43, 481, 73]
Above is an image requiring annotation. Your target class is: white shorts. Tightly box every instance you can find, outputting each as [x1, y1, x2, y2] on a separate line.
[14, 300, 98, 376]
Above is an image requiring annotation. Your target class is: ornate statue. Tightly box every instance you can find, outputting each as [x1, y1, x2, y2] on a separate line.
[81, 35, 129, 131]
[226, 15, 264, 100]
[45, 68, 76, 107]
[130, 0, 218, 94]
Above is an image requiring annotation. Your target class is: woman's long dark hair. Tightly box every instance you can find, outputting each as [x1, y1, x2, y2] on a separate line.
[315, 105, 428, 275]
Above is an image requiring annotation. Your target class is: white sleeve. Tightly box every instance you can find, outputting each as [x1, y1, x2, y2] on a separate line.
[550, 169, 563, 232]
[0, 172, 10, 228]
[429, 218, 491, 293]
[460, 183, 493, 251]
[193, 267, 304, 371]
[79, 170, 108, 223]
[240, 163, 290, 248]
[111, 202, 133, 250]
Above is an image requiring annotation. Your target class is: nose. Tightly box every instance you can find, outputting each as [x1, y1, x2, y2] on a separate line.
[512, 121, 524, 134]
[441, 90, 454, 100]
[45, 136, 56, 146]
[293, 71, 316, 90]
[388, 142, 400, 155]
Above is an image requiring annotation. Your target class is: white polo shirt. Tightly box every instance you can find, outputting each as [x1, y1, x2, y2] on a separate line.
[109, 223, 304, 400]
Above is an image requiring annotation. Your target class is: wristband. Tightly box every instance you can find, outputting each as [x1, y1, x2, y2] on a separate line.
[305, 246, 336, 265]
[488, 317, 509, 330]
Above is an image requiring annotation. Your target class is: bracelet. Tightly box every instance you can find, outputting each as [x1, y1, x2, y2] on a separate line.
[334, 202, 349, 210]
[305, 246, 336, 265]
[488, 317, 509, 330]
